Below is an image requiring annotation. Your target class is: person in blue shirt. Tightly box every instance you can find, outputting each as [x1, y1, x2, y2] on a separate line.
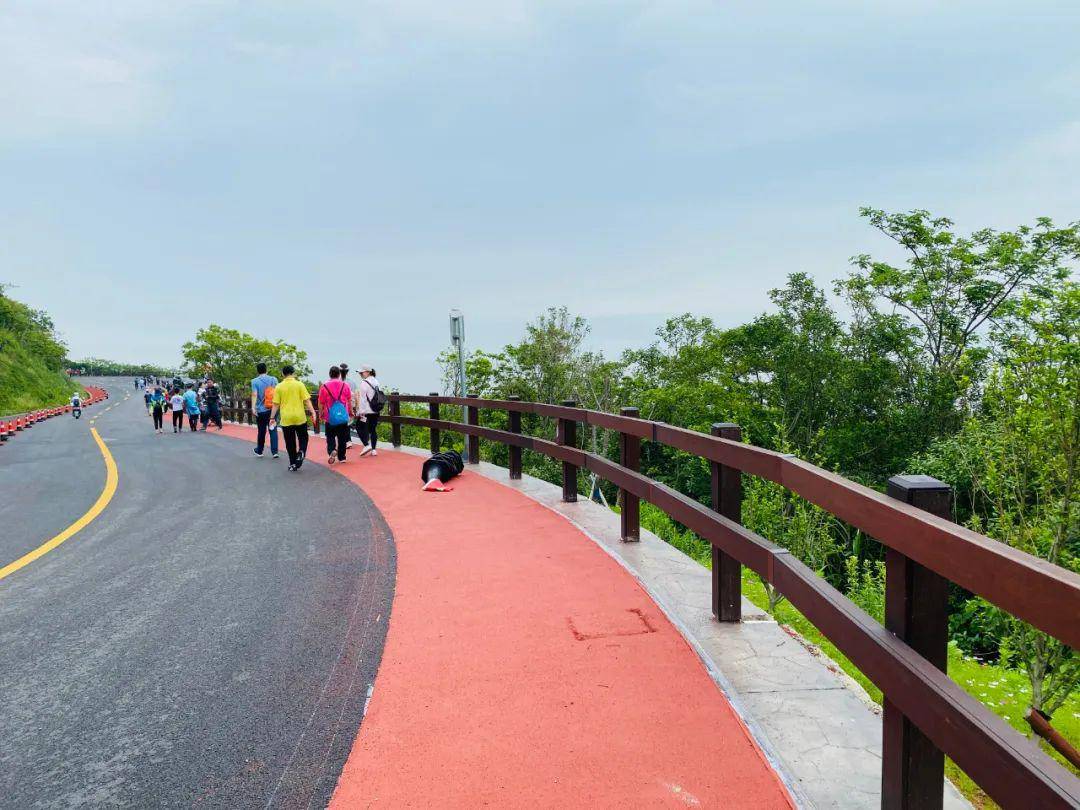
[250, 362, 280, 458]
[183, 384, 201, 432]
[149, 387, 166, 434]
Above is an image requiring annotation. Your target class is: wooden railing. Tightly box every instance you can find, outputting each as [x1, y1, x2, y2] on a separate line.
[383, 393, 1080, 809]
[222, 399, 323, 432]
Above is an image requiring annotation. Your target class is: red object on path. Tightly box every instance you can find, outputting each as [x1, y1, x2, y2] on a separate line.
[219, 425, 793, 808]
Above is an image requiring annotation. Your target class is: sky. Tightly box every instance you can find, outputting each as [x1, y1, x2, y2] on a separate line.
[2, 1, 1078, 392]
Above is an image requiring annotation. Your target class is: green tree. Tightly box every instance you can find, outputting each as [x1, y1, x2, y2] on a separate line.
[839, 208, 1080, 435]
[918, 283, 1079, 715]
[180, 325, 310, 401]
[436, 308, 624, 490]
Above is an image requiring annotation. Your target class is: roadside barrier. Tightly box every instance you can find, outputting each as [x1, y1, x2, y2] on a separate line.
[384, 393, 1080, 809]
[0, 384, 108, 448]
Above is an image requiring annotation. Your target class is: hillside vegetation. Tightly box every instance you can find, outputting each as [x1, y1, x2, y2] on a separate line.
[0, 288, 77, 416]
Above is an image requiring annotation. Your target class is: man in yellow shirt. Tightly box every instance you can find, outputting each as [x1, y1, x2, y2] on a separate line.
[269, 365, 316, 471]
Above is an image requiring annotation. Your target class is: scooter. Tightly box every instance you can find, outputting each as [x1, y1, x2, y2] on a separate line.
[72, 407, 82, 420]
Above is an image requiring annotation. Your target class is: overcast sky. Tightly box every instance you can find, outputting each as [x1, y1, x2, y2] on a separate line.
[2, 1, 1078, 391]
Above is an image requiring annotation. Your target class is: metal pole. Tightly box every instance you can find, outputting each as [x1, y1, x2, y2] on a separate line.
[457, 341, 466, 400]
[450, 309, 467, 421]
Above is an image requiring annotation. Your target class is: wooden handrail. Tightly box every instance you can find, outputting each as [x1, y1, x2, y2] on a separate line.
[392, 395, 1080, 648]
[388, 395, 1080, 808]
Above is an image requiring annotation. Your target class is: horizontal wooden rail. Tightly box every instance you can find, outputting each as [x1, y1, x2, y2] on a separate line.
[387, 395, 1080, 808]
[394, 396, 1080, 650]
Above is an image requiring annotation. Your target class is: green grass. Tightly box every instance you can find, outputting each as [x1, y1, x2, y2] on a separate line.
[0, 328, 78, 416]
[632, 501, 1079, 808]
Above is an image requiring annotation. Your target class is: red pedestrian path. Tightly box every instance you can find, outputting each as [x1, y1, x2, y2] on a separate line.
[220, 424, 793, 808]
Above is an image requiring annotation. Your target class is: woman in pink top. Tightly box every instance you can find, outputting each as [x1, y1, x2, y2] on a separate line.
[318, 365, 352, 464]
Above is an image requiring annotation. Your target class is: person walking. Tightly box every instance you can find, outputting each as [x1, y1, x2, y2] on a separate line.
[250, 362, 280, 458]
[143, 388, 153, 414]
[204, 379, 223, 430]
[270, 365, 316, 472]
[183, 384, 201, 432]
[352, 365, 384, 457]
[339, 362, 353, 447]
[318, 366, 352, 465]
[150, 387, 166, 434]
[198, 383, 210, 430]
[170, 388, 185, 433]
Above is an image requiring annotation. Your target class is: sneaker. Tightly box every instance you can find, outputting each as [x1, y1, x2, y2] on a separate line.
[328, 455, 336, 465]
[288, 464, 298, 472]
[359, 447, 372, 457]
[253, 448, 263, 457]
[371, 449, 377, 456]
[298, 451, 305, 464]
[272, 453, 279, 459]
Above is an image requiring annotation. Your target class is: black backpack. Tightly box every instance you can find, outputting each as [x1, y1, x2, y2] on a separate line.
[367, 380, 387, 413]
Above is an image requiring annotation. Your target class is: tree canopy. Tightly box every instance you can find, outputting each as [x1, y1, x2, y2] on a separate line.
[180, 325, 310, 399]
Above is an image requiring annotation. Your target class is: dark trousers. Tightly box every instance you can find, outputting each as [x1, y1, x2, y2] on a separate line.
[325, 422, 349, 460]
[152, 408, 164, 429]
[256, 410, 279, 455]
[172, 410, 184, 430]
[356, 414, 380, 449]
[207, 403, 222, 428]
[188, 413, 199, 431]
[282, 424, 309, 466]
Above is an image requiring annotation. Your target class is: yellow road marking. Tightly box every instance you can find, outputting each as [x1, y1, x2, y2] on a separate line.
[0, 428, 119, 581]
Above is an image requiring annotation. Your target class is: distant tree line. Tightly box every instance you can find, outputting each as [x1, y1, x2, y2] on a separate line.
[69, 358, 176, 378]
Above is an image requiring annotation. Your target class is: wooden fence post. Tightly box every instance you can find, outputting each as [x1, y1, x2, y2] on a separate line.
[390, 398, 401, 448]
[507, 396, 522, 479]
[882, 474, 952, 810]
[619, 406, 641, 542]
[558, 400, 577, 502]
[466, 394, 479, 464]
[429, 394, 440, 453]
[711, 423, 742, 622]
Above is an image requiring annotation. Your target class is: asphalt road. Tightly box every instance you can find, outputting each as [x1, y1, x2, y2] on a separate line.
[0, 379, 396, 809]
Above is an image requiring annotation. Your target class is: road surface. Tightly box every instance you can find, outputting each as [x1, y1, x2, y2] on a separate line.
[0, 379, 395, 809]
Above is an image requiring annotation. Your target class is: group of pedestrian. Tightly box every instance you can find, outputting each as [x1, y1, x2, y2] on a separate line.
[145, 379, 223, 435]
[251, 361, 383, 472]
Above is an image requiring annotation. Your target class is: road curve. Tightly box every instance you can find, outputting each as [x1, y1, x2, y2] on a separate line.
[0, 379, 395, 809]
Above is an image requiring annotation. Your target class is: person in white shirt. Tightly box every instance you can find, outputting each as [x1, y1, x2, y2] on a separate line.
[351, 366, 382, 456]
[169, 389, 185, 433]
